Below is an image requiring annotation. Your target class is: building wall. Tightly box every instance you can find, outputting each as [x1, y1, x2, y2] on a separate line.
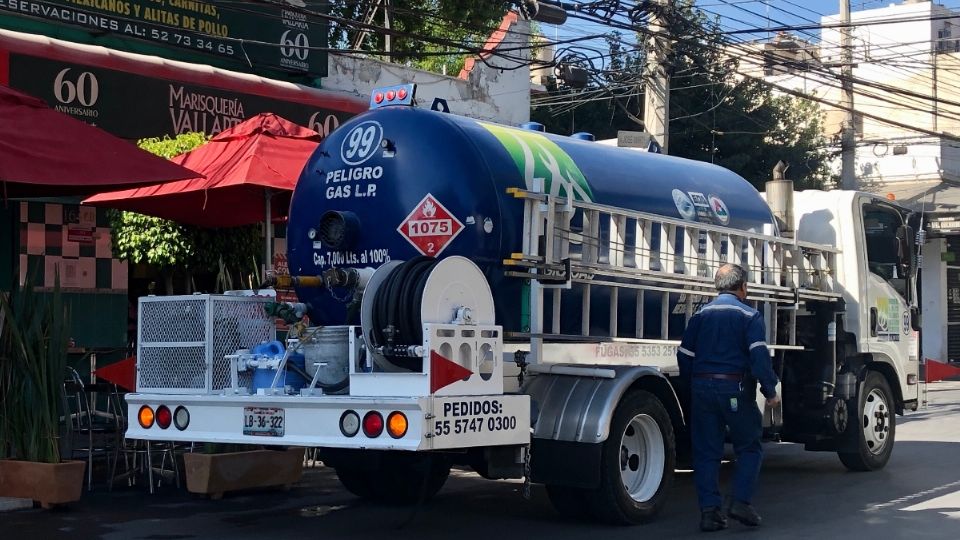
[921, 237, 948, 361]
[817, 1, 960, 187]
[16, 201, 128, 348]
[323, 19, 532, 126]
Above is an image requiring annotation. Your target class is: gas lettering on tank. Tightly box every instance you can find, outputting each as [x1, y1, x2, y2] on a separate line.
[325, 166, 382, 199]
[325, 166, 384, 183]
[326, 185, 351, 199]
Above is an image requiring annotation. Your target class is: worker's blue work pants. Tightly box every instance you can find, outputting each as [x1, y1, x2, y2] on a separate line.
[690, 378, 764, 510]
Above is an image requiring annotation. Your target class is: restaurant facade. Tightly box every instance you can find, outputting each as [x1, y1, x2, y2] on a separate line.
[0, 25, 366, 350]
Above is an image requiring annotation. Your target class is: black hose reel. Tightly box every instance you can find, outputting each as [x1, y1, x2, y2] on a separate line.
[370, 256, 439, 371]
[360, 256, 496, 374]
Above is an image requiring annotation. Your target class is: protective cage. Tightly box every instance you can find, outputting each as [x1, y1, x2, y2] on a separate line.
[137, 294, 276, 394]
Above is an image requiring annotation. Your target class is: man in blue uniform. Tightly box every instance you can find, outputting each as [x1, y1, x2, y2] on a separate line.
[677, 263, 780, 532]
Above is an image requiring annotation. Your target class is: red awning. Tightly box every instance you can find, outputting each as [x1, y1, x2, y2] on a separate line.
[0, 84, 198, 197]
[84, 113, 320, 228]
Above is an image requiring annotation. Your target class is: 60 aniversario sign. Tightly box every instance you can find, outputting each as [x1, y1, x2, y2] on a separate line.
[0, 0, 327, 75]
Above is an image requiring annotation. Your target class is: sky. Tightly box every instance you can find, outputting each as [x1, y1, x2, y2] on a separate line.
[547, 0, 960, 64]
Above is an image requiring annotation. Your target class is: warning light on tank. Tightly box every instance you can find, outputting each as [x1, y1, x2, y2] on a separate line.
[369, 83, 417, 109]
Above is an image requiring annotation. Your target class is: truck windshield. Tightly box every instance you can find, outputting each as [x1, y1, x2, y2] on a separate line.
[863, 204, 907, 298]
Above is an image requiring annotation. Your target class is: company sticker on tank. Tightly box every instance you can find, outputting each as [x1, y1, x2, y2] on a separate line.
[708, 194, 730, 225]
[672, 189, 697, 221]
[678, 191, 731, 225]
[397, 194, 464, 256]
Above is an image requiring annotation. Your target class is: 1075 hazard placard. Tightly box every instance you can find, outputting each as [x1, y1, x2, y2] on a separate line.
[398, 194, 464, 256]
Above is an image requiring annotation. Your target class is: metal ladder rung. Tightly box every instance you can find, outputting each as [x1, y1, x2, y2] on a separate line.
[513, 190, 840, 363]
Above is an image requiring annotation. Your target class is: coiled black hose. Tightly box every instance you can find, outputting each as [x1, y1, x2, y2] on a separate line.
[370, 257, 438, 371]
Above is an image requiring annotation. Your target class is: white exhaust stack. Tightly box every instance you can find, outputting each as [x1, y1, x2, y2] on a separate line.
[766, 160, 795, 238]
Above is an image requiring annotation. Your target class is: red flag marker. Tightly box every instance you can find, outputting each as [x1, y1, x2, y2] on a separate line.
[430, 350, 473, 393]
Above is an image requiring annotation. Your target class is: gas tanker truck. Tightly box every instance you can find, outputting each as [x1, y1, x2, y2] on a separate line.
[126, 84, 920, 524]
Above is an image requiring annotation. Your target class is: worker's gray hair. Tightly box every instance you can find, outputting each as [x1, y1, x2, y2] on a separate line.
[715, 263, 747, 293]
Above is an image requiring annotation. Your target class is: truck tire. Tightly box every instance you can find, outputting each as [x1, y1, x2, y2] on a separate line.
[838, 371, 896, 471]
[545, 485, 593, 521]
[334, 467, 376, 499]
[335, 453, 450, 504]
[586, 390, 676, 525]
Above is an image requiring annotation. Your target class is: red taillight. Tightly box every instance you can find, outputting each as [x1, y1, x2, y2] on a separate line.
[374, 92, 384, 103]
[362, 411, 384, 438]
[156, 405, 172, 429]
[386, 90, 396, 101]
[397, 88, 408, 100]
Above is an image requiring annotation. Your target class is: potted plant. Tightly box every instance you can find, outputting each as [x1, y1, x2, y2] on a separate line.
[0, 280, 85, 508]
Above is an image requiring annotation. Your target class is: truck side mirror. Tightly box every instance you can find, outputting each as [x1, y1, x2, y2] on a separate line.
[911, 305, 922, 332]
[896, 225, 915, 275]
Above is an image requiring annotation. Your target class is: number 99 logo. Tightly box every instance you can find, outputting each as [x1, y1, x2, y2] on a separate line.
[340, 121, 383, 165]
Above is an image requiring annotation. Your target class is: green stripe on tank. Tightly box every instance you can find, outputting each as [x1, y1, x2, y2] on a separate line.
[479, 122, 595, 202]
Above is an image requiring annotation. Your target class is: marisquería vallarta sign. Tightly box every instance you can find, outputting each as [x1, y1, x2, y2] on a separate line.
[6, 53, 356, 139]
[0, 0, 327, 75]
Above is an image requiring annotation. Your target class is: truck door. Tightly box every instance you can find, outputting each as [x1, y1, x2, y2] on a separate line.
[861, 200, 920, 403]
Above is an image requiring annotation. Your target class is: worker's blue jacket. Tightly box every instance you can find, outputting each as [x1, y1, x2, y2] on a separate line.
[677, 292, 779, 399]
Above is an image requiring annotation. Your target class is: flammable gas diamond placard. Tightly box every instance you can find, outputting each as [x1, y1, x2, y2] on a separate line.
[397, 194, 464, 257]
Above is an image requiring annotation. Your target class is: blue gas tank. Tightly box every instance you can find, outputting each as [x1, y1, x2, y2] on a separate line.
[287, 106, 775, 337]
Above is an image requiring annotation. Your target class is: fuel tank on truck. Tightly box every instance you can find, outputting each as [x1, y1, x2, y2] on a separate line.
[287, 105, 776, 338]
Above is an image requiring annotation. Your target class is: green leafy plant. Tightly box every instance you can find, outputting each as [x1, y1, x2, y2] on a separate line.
[107, 133, 263, 294]
[326, 1, 510, 73]
[0, 277, 70, 463]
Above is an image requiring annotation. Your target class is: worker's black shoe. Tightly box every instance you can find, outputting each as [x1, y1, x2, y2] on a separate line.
[728, 501, 762, 527]
[699, 507, 728, 532]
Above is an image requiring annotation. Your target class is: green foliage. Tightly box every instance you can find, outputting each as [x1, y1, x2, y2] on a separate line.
[109, 211, 261, 274]
[531, 3, 830, 189]
[109, 210, 192, 268]
[137, 132, 209, 159]
[327, 1, 510, 74]
[0, 277, 70, 463]
[107, 133, 262, 292]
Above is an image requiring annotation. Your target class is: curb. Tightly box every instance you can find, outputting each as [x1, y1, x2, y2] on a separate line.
[0, 497, 33, 512]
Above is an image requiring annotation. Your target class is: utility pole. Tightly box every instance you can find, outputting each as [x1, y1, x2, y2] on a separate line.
[643, 0, 671, 154]
[384, 0, 392, 56]
[840, 0, 857, 190]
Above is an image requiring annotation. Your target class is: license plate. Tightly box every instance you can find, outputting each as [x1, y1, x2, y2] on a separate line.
[243, 407, 284, 437]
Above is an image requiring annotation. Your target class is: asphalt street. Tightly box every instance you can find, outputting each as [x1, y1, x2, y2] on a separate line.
[3, 382, 960, 540]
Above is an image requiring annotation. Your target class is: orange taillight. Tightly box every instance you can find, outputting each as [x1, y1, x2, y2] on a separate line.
[387, 411, 408, 439]
[138, 405, 155, 428]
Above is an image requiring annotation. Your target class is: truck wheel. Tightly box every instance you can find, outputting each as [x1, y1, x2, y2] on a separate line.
[545, 485, 593, 521]
[335, 453, 450, 504]
[334, 467, 376, 499]
[587, 390, 675, 525]
[838, 371, 896, 471]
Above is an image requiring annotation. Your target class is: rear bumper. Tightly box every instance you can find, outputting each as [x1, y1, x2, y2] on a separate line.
[125, 393, 530, 451]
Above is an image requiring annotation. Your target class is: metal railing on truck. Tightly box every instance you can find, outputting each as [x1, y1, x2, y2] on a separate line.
[503, 188, 841, 366]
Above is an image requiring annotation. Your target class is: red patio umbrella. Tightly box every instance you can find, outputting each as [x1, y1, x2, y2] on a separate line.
[0, 85, 198, 197]
[83, 113, 322, 264]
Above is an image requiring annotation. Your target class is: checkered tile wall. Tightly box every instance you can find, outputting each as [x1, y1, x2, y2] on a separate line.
[18, 202, 128, 291]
